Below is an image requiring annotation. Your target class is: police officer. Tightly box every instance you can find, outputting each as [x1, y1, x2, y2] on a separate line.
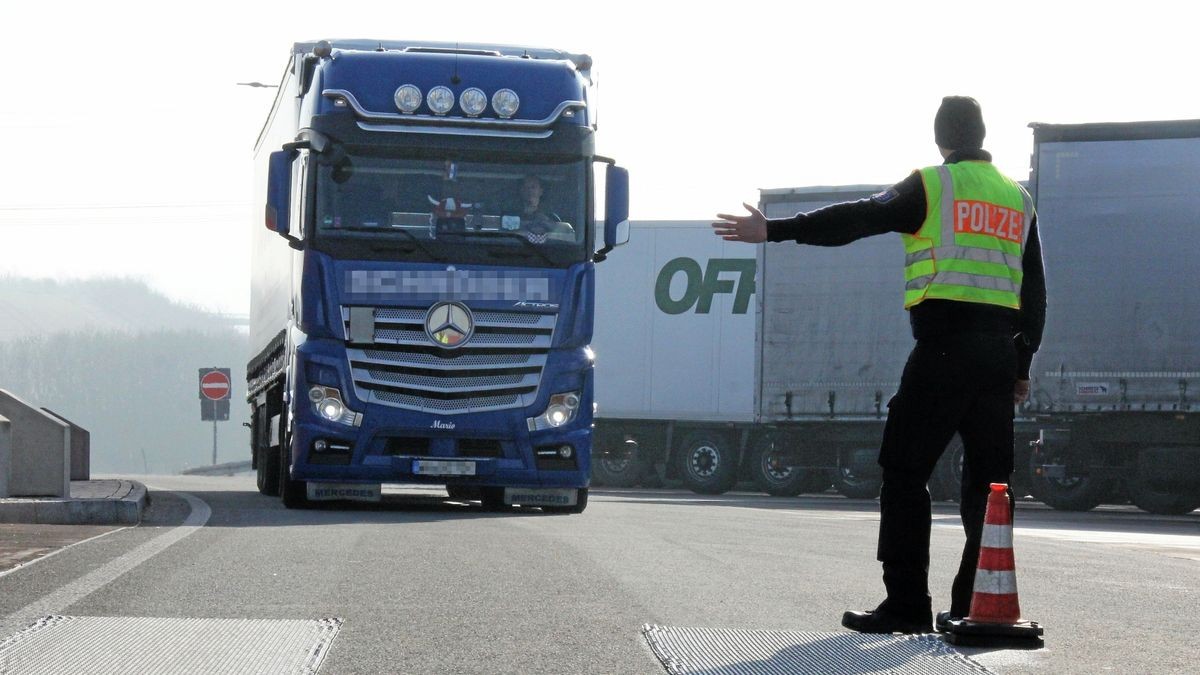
[713, 96, 1046, 633]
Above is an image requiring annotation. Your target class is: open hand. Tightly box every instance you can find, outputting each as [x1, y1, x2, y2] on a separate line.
[713, 203, 768, 243]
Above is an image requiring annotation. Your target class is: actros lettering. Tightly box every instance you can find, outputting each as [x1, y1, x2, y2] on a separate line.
[655, 258, 756, 315]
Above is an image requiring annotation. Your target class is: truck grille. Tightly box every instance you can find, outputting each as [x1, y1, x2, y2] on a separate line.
[343, 306, 555, 414]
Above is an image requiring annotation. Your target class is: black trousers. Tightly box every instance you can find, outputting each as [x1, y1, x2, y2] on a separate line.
[875, 332, 1017, 617]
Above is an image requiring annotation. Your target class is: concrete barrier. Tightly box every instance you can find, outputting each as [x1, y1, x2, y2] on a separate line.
[41, 407, 90, 481]
[0, 414, 10, 497]
[0, 389, 70, 498]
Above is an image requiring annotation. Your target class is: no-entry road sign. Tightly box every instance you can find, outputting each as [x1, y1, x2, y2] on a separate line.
[199, 368, 231, 423]
[199, 368, 232, 401]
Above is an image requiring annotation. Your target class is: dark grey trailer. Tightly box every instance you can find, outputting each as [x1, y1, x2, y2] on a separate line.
[1026, 119, 1200, 514]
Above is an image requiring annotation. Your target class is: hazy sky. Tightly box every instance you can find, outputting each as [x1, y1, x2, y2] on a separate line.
[2, 1, 1195, 314]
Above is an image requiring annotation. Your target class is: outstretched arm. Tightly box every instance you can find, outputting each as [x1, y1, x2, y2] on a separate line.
[713, 172, 927, 247]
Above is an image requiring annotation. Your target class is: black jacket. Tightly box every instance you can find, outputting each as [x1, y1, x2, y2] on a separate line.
[765, 149, 1046, 378]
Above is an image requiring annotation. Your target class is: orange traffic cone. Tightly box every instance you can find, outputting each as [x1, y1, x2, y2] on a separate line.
[944, 483, 1044, 648]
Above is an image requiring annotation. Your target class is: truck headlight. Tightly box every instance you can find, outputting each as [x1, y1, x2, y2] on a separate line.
[428, 86, 454, 115]
[394, 84, 422, 113]
[459, 88, 487, 117]
[319, 398, 345, 421]
[527, 391, 582, 431]
[309, 386, 362, 427]
[491, 89, 519, 118]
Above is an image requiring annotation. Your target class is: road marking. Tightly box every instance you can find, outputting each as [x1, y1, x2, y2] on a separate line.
[0, 529, 131, 581]
[1010, 527, 1200, 551]
[6, 491, 210, 619]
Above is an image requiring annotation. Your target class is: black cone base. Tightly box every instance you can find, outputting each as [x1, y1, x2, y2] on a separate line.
[943, 618, 1044, 649]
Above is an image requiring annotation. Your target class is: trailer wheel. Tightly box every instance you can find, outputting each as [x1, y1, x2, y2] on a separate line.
[834, 448, 882, 499]
[543, 488, 589, 514]
[928, 435, 965, 502]
[1028, 454, 1107, 511]
[676, 432, 739, 495]
[591, 440, 643, 488]
[750, 437, 807, 497]
[1128, 451, 1200, 515]
[256, 442, 280, 497]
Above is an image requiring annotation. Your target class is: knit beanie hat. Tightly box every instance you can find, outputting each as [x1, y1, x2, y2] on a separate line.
[934, 96, 986, 150]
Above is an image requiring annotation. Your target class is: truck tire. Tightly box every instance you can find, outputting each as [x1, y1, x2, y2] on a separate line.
[278, 442, 311, 509]
[1129, 451, 1200, 515]
[750, 437, 807, 497]
[543, 488, 588, 514]
[1028, 454, 1107, 512]
[1129, 480, 1200, 515]
[675, 431, 739, 495]
[834, 448, 882, 499]
[591, 442, 643, 488]
[256, 443, 280, 497]
[928, 435, 965, 502]
[834, 470, 883, 499]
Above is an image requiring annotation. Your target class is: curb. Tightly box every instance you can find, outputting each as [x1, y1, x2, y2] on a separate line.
[0, 481, 148, 525]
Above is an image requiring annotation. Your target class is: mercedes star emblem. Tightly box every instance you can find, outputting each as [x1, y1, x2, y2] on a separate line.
[425, 302, 474, 348]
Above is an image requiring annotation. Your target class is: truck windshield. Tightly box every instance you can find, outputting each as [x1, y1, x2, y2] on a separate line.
[313, 151, 588, 268]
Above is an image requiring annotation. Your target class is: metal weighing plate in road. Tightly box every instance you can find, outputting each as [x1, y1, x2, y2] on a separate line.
[642, 625, 992, 675]
[412, 459, 476, 476]
[0, 615, 341, 674]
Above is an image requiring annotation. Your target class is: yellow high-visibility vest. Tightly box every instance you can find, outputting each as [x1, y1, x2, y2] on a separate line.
[903, 162, 1034, 309]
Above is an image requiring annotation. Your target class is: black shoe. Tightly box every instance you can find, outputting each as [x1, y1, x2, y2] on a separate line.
[935, 611, 961, 633]
[842, 607, 933, 634]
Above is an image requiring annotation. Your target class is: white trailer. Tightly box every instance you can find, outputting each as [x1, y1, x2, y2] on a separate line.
[591, 209, 965, 498]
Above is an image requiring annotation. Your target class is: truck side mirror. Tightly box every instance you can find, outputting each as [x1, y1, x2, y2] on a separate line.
[595, 164, 629, 262]
[266, 149, 297, 236]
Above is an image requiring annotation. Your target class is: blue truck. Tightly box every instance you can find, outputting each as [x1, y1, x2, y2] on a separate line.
[247, 40, 629, 511]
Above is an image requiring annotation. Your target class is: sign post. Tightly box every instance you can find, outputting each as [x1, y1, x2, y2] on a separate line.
[199, 368, 232, 465]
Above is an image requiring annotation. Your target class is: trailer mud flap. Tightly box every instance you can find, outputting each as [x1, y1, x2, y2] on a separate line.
[307, 482, 382, 502]
[504, 488, 577, 507]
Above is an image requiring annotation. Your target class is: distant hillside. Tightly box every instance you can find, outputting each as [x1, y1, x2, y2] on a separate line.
[0, 277, 236, 340]
[0, 277, 250, 474]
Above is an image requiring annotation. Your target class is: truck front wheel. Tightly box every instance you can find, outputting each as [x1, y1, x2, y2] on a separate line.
[278, 441, 310, 509]
[675, 432, 739, 495]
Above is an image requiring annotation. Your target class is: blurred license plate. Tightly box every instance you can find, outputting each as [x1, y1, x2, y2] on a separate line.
[504, 488, 576, 507]
[413, 459, 476, 476]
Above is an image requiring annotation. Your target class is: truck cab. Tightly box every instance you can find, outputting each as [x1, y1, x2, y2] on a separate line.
[248, 40, 629, 511]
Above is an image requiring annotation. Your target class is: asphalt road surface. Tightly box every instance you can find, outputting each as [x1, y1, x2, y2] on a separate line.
[1, 476, 1196, 674]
